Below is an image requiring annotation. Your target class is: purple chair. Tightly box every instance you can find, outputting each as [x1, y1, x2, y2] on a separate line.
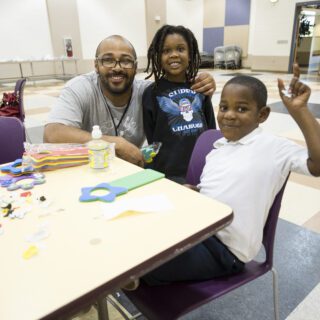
[125, 129, 289, 320]
[14, 78, 27, 122]
[185, 129, 223, 185]
[0, 116, 26, 164]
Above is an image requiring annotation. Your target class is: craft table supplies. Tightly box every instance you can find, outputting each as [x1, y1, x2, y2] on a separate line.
[141, 142, 162, 163]
[21, 143, 89, 171]
[88, 125, 109, 169]
[79, 169, 164, 203]
[0, 173, 45, 191]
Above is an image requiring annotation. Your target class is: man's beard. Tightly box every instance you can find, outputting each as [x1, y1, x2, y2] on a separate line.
[99, 72, 134, 96]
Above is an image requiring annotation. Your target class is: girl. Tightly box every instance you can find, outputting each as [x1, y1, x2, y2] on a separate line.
[143, 25, 216, 183]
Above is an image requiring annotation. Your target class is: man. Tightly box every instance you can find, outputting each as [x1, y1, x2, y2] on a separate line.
[44, 35, 216, 166]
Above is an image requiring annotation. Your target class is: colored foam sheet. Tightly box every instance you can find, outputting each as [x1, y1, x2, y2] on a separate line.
[110, 169, 165, 191]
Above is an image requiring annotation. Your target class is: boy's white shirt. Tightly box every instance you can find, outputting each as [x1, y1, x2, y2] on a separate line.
[198, 127, 311, 262]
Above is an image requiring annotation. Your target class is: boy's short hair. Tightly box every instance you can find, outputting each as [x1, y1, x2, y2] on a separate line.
[225, 75, 268, 109]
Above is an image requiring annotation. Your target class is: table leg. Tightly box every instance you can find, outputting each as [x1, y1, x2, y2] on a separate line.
[18, 63, 23, 78]
[61, 60, 66, 76]
[97, 296, 109, 320]
[74, 60, 78, 75]
[30, 61, 36, 85]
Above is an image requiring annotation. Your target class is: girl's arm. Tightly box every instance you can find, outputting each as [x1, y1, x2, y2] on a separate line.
[142, 85, 156, 145]
[203, 96, 217, 129]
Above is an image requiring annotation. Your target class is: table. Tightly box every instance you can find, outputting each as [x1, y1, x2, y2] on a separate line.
[0, 158, 233, 320]
[0, 57, 78, 80]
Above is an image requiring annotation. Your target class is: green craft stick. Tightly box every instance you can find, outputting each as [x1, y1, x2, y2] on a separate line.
[110, 169, 164, 191]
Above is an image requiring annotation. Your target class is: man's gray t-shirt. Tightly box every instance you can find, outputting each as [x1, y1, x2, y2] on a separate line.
[47, 71, 151, 147]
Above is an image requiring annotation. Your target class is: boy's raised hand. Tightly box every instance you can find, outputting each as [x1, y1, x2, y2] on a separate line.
[278, 63, 320, 176]
[277, 63, 311, 114]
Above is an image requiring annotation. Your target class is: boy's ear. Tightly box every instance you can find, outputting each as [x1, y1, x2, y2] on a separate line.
[94, 59, 99, 73]
[258, 106, 271, 123]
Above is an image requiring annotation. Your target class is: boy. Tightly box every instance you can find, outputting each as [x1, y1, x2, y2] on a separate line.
[140, 64, 320, 286]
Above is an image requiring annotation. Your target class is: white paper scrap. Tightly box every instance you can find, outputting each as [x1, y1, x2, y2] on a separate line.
[101, 194, 173, 220]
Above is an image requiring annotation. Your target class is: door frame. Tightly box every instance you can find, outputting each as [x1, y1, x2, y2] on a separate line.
[289, 1, 320, 73]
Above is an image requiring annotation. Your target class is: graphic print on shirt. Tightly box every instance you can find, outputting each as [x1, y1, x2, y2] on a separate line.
[156, 89, 205, 136]
[119, 116, 137, 137]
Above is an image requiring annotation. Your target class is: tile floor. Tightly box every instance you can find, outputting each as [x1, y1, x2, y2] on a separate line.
[1, 68, 319, 319]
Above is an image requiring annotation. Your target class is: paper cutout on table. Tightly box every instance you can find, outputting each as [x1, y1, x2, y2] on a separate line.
[100, 194, 173, 220]
[23, 245, 39, 259]
[26, 225, 50, 242]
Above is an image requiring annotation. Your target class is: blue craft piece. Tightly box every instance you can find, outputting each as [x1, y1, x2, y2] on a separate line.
[79, 183, 128, 203]
[1, 173, 45, 191]
[0, 159, 34, 175]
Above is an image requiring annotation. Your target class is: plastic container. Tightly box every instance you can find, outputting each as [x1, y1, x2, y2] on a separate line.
[88, 125, 109, 169]
[21, 142, 34, 172]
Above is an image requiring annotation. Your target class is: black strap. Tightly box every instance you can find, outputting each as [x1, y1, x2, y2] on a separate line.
[100, 85, 132, 136]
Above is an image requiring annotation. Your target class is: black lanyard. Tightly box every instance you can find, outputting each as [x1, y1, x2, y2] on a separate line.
[100, 85, 132, 136]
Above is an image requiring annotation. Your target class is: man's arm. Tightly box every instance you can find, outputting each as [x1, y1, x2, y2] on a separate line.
[278, 64, 320, 176]
[44, 123, 145, 167]
[190, 72, 216, 97]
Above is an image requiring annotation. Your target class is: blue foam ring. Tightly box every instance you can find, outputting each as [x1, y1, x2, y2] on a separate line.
[79, 183, 128, 203]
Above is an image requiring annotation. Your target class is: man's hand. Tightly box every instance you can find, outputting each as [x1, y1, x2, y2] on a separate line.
[191, 72, 216, 97]
[278, 63, 311, 115]
[113, 137, 145, 167]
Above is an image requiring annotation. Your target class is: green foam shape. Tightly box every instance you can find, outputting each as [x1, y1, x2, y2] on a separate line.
[110, 169, 164, 191]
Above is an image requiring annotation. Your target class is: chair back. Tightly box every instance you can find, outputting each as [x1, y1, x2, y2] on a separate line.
[186, 129, 223, 185]
[14, 78, 26, 122]
[263, 174, 289, 267]
[0, 116, 26, 164]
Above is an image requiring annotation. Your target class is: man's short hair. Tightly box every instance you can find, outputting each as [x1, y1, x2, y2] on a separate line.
[225, 75, 268, 109]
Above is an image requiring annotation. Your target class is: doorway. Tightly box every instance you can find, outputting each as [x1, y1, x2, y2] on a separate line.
[289, 1, 320, 74]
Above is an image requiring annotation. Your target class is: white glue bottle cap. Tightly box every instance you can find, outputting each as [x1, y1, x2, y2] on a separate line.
[92, 125, 102, 139]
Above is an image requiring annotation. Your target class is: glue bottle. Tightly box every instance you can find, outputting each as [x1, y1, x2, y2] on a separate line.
[88, 125, 109, 169]
[21, 142, 33, 172]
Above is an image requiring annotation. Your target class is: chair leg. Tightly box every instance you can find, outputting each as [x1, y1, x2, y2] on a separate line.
[107, 293, 142, 320]
[96, 296, 109, 320]
[271, 267, 280, 320]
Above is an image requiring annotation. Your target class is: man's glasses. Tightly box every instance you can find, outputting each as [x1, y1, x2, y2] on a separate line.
[96, 57, 136, 69]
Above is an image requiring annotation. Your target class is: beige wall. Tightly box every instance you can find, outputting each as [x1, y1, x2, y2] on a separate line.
[224, 25, 249, 57]
[46, 0, 84, 74]
[250, 55, 290, 72]
[203, 0, 225, 28]
[145, 0, 166, 47]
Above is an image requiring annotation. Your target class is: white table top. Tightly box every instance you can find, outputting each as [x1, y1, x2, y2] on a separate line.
[0, 158, 232, 320]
